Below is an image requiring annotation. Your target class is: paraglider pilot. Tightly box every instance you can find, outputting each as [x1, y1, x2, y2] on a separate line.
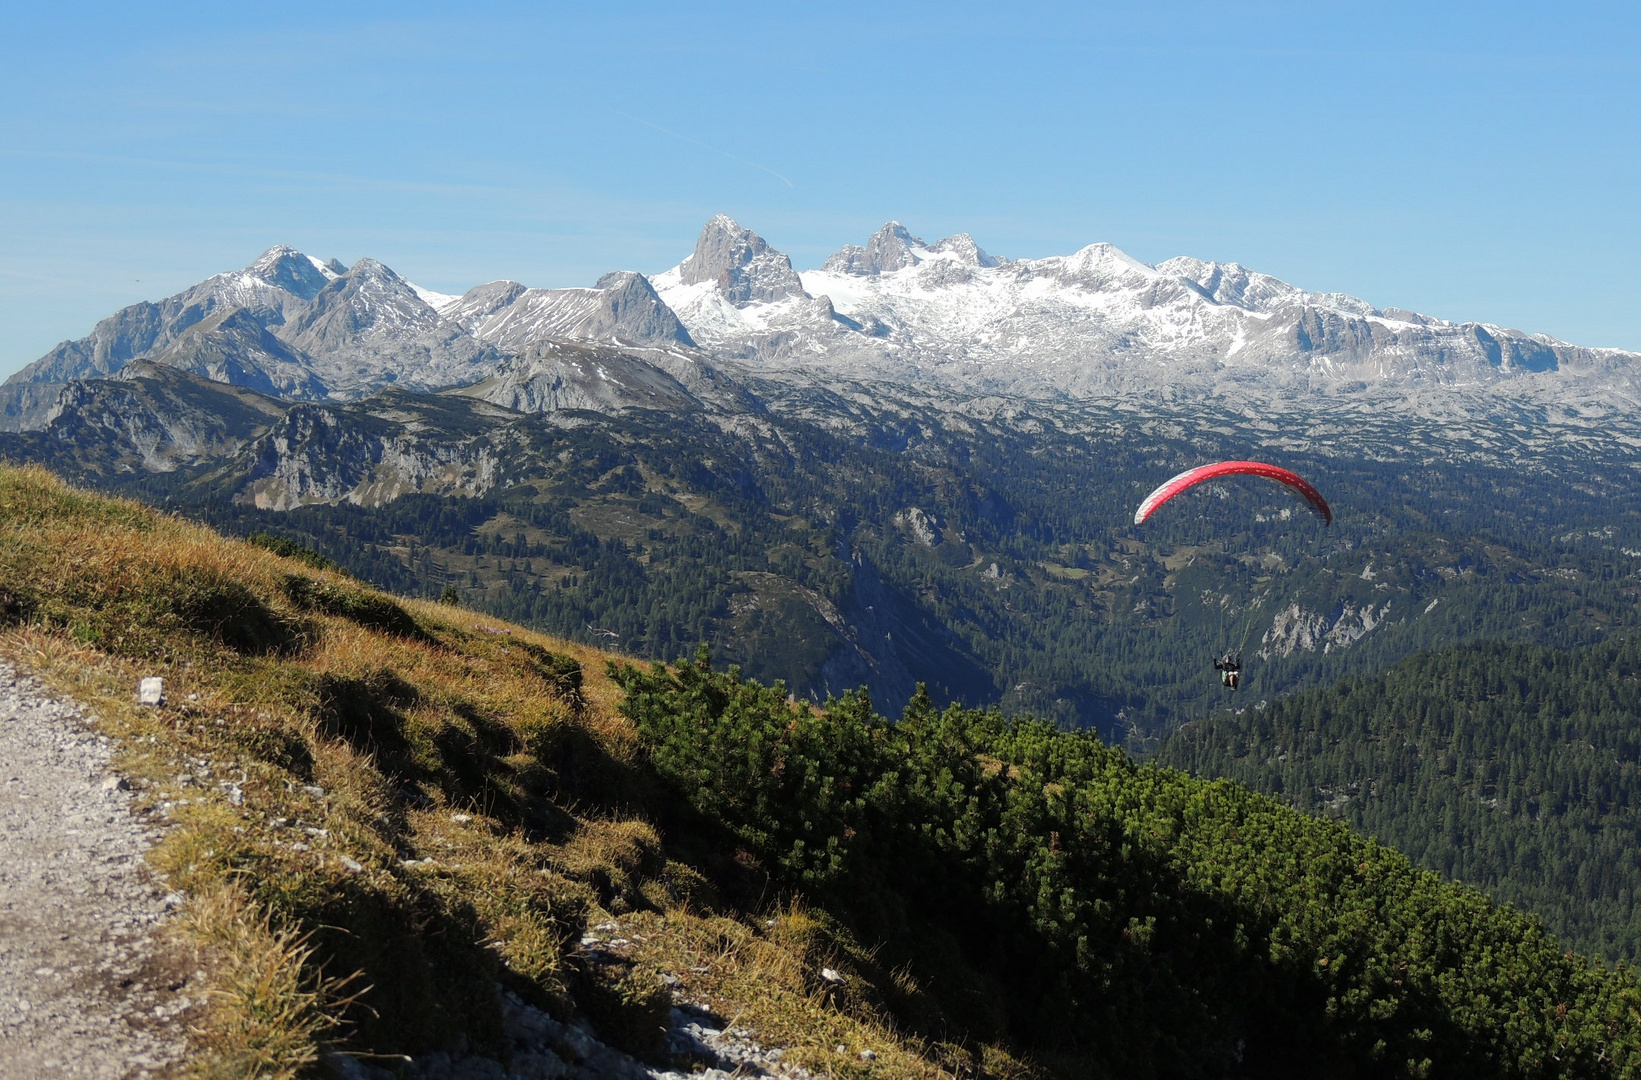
[1132, 459, 1333, 698]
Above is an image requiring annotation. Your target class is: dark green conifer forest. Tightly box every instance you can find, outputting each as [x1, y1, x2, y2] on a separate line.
[1159, 637, 1641, 963]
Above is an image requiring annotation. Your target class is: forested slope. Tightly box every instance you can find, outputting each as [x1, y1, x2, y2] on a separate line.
[28, 380, 1641, 740]
[1157, 637, 1641, 962]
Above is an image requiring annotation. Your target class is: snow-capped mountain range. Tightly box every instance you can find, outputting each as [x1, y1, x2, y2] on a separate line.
[7, 214, 1638, 431]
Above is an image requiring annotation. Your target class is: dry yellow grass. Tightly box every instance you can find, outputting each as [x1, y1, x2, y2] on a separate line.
[0, 465, 1002, 1079]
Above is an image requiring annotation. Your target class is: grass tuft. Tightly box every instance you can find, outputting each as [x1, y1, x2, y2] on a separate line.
[178, 884, 346, 1080]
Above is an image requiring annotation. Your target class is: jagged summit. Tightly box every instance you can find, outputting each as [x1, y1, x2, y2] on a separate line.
[1, 246, 499, 423]
[245, 246, 338, 300]
[668, 215, 808, 306]
[822, 222, 1002, 275]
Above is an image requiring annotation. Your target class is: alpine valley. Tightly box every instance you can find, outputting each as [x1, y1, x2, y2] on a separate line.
[9, 215, 1641, 742]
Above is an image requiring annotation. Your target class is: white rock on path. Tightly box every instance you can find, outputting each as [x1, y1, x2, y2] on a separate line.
[0, 657, 190, 1077]
[136, 677, 164, 706]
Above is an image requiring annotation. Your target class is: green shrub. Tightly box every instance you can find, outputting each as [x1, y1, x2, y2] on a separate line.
[613, 649, 1641, 1078]
[247, 531, 341, 573]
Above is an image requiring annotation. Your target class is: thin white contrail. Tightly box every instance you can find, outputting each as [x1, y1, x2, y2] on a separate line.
[597, 102, 795, 189]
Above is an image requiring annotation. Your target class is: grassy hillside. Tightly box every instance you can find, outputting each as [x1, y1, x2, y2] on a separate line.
[1157, 637, 1641, 963]
[0, 465, 941, 1079]
[1, 464, 1639, 1078]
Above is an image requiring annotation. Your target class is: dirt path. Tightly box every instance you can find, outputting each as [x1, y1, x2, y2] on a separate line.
[0, 658, 190, 1078]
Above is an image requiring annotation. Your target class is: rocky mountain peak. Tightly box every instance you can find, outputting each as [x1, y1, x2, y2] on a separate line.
[277, 256, 445, 360]
[582, 271, 695, 346]
[821, 222, 923, 275]
[820, 223, 1000, 275]
[1156, 256, 1298, 313]
[932, 233, 1000, 267]
[1045, 242, 1163, 290]
[677, 216, 807, 306]
[444, 281, 530, 328]
[245, 246, 336, 301]
[865, 222, 925, 273]
[445, 271, 692, 352]
[340, 257, 403, 285]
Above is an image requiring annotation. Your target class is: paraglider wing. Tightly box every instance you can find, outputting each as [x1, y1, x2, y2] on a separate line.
[1133, 461, 1332, 526]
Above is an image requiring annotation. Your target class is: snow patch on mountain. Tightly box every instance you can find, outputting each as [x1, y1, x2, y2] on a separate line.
[409, 282, 462, 313]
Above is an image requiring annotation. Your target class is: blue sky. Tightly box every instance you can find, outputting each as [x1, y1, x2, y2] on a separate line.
[2, 1, 1638, 375]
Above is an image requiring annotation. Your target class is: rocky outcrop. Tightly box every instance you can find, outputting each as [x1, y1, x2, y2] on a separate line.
[1259, 601, 1392, 658]
[452, 272, 694, 352]
[676, 216, 807, 306]
[461, 341, 701, 415]
[238, 404, 497, 510]
[821, 222, 1000, 275]
[35, 361, 286, 471]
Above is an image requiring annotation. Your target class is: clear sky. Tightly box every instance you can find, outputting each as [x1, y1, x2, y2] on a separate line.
[3, 1, 1639, 376]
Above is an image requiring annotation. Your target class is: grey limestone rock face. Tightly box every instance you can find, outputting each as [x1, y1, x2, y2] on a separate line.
[932, 232, 1000, 267]
[275, 259, 507, 397]
[584, 271, 696, 346]
[819, 223, 998, 275]
[237, 402, 497, 510]
[1158, 257, 1299, 312]
[464, 340, 701, 416]
[863, 221, 924, 273]
[819, 244, 872, 275]
[279, 258, 442, 352]
[37, 360, 288, 471]
[454, 272, 694, 352]
[15, 301, 170, 385]
[677, 215, 807, 305]
[820, 222, 923, 275]
[143, 307, 328, 400]
[10, 245, 331, 389]
[8, 248, 504, 406]
[278, 258, 449, 373]
[245, 244, 337, 301]
[0, 380, 70, 433]
[443, 280, 530, 328]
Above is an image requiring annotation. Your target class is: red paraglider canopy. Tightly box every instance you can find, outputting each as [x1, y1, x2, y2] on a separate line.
[1133, 461, 1332, 526]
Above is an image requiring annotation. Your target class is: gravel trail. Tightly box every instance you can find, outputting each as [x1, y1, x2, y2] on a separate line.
[0, 658, 191, 1078]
